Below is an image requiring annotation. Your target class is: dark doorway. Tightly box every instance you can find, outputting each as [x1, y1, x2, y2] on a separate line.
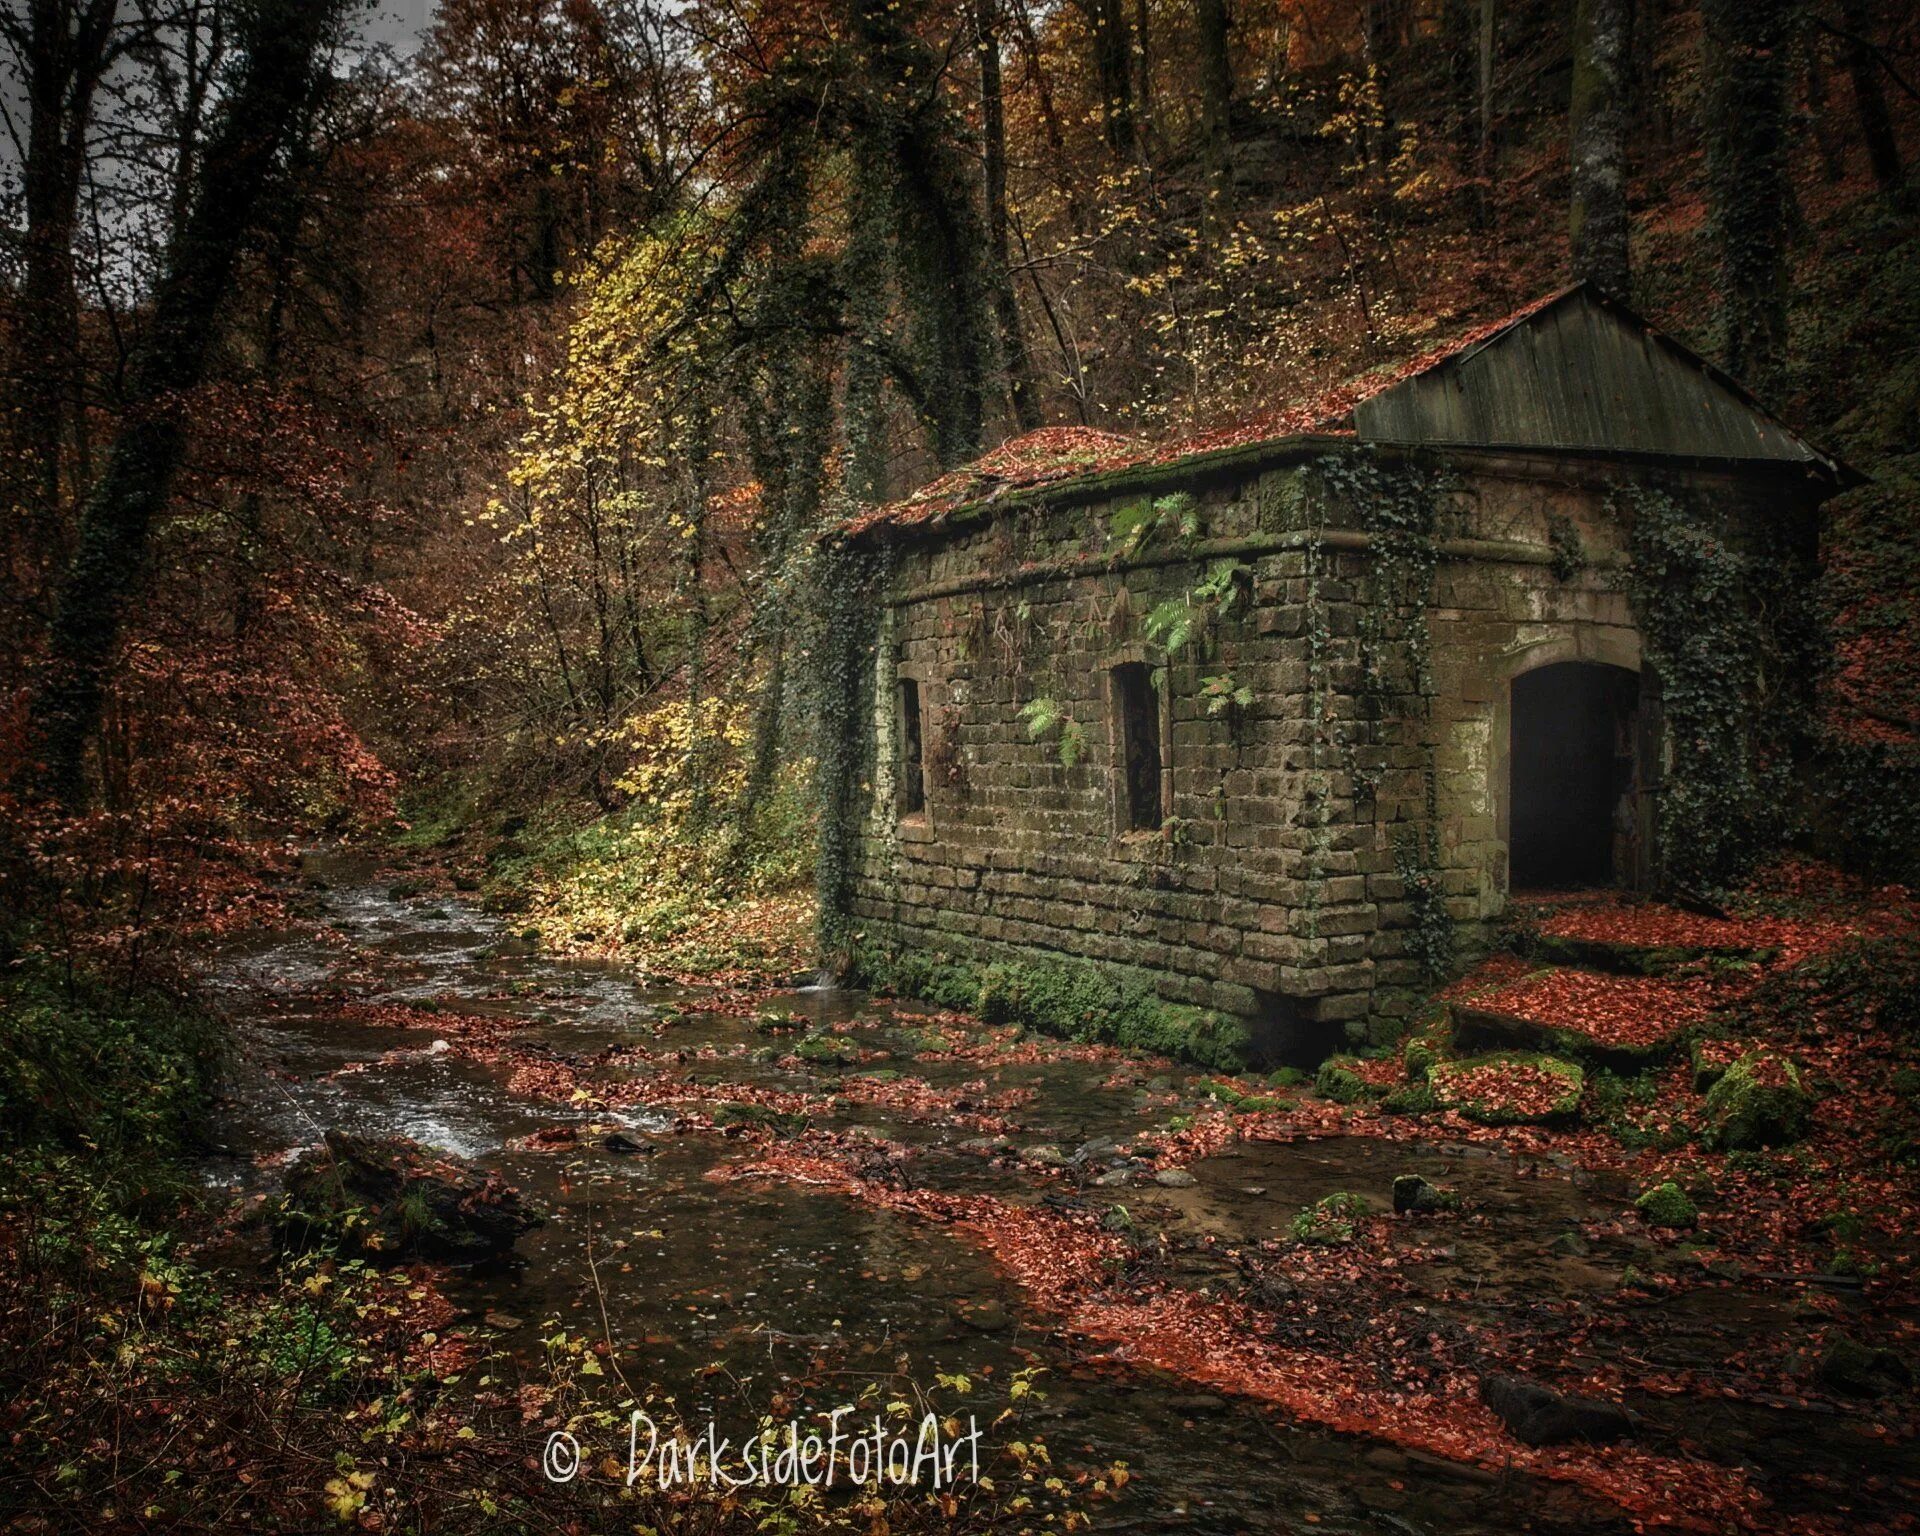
[1509, 661, 1640, 889]
[1248, 989, 1348, 1069]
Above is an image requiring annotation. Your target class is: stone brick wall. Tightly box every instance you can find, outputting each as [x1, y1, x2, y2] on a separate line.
[847, 441, 1806, 1054]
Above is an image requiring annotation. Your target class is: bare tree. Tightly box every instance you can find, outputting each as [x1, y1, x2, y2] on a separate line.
[24, 0, 348, 805]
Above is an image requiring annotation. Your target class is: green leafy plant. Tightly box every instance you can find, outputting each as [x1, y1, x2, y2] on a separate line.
[1019, 696, 1086, 767]
[1197, 674, 1253, 716]
[1109, 491, 1201, 558]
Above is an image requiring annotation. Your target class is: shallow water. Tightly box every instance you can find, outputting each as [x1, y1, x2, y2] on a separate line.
[202, 849, 1741, 1533]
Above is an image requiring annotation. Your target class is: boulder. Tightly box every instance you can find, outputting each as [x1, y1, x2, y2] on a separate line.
[1634, 1180, 1698, 1229]
[1702, 1051, 1812, 1150]
[1392, 1174, 1455, 1214]
[1479, 1375, 1635, 1446]
[1315, 1056, 1370, 1104]
[279, 1131, 541, 1263]
[1816, 1336, 1912, 1398]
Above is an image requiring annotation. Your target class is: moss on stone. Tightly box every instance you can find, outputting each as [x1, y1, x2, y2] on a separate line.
[795, 1031, 862, 1065]
[852, 942, 1253, 1072]
[1291, 1191, 1369, 1244]
[1635, 1180, 1699, 1228]
[1702, 1050, 1812, 1150]
[1403, 1038, 1437, 1082]
[1315, 1055, 1371, 1104]
[1379, 1079, 1438, 1115]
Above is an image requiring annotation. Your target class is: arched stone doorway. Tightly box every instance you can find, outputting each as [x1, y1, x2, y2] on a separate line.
[1508, 660, 1650, 890]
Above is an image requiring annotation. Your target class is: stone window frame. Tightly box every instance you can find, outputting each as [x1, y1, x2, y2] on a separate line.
[894, 660, 937, 843]
[1104, 643, 1173, 842]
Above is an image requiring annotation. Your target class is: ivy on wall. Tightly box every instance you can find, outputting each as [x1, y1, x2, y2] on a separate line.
[807, 535, 885, 960]
[1618, 482, 1812, 892]
[1310, 451, 1455, 981]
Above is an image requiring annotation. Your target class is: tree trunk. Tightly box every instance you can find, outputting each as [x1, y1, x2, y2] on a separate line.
[977, 0, 1040, 430]
[1803, 17, 1847, 184]
[1701, 0, 1793, 392]
[1570, 0, 1633, 298]
[1476, 0, 1496, 222]
[1089, 0, 1135, 160]
[1837, 0, 1904, 190]
[1197, 0, 1233, 227]
[23, 0, 345, 806]
[8, 1, 119, 601]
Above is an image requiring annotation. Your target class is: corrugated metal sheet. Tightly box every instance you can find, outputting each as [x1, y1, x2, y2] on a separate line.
[1354, 285, 1843, 474]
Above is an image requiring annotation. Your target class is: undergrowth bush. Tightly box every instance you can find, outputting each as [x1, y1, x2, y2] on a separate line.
[0, 960, 219, 1160]
[495, 696, 817, 974]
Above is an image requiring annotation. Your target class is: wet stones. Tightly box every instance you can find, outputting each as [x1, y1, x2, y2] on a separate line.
[1815, 1336, 1912, 1398]
[278, 1130, 542, 1263]
[1479, 1375, 1635, 1446]
[1154, 1167, 1198, 1188]
[602, 1130, 654, 1155]
[1391, 1174, 1456, 1214]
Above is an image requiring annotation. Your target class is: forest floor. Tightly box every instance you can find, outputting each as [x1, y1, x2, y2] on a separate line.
[8, 847, 1916, 1533]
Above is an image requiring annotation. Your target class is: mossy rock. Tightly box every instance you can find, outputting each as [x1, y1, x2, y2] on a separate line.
[794, 1031, 862, 1066]
[1701, 1051, 1812, 1150]
[1379, 1080, 1438, 1115]
[1266, 1066, 1310, 1089]
[1634, 1180, 1698, 1229]
[1291, 1191, 1369, 1245]
[1450, 1003, 1683, 1074]
[277, 1131, 541, 1263]
[1429, 1053, 1585, 1125]
[1402, 1038, 1437, 1083]
[1315, 1055, 1371, 1105]
[1689, 1038, 1739, 1092]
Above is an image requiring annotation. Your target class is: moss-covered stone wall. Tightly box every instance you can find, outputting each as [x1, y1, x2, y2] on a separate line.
[845, 440, 1814, 1054]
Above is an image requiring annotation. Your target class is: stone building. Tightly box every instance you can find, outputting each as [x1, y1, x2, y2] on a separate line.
[835, 285, 1854, 1060]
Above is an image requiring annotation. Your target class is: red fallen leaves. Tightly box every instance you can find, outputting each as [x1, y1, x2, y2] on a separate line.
[1430, 1058, 1577, 1118]
[845, 293, 1577, 541]
[1474, 966, 1713, 1048]
[1438, 951, 1535, 1001]
[341, 1000, 533, 1042]
[835, 1073, 1030, 1133]
[1533, 902, 1857, 969]
[723, 1146, 1785, 1534]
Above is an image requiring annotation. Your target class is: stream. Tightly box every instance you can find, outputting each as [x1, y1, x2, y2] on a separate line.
[201, 849, 1683, 1533]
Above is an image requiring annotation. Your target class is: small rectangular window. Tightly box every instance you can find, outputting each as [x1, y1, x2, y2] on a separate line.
[1113, 662, 1162, 831]
[898, 677, 926, 816]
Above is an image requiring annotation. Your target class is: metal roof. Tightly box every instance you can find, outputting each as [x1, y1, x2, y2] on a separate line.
[1353, 283, 1857, 481]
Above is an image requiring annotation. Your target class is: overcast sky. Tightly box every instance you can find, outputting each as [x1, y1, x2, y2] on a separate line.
[366, 1, 439, 55]
[0, 2, 445, 224]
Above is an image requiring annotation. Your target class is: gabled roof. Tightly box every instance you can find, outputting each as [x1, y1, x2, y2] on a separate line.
[1353, 282, 1856, 478]
[846, 284, 1855, 540]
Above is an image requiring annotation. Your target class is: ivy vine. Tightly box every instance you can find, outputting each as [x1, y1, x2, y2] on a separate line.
[1618, 482, 1810, 892]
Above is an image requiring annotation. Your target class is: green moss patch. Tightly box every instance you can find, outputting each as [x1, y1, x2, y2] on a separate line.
[1314, 1055, 1372, 1104]
[851, 942, 1253, 1072]
[1702, 1051, 1813, 1151]
[1635, 1181, 1699, 1228]
[1449, 1002, 1688, 1074]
